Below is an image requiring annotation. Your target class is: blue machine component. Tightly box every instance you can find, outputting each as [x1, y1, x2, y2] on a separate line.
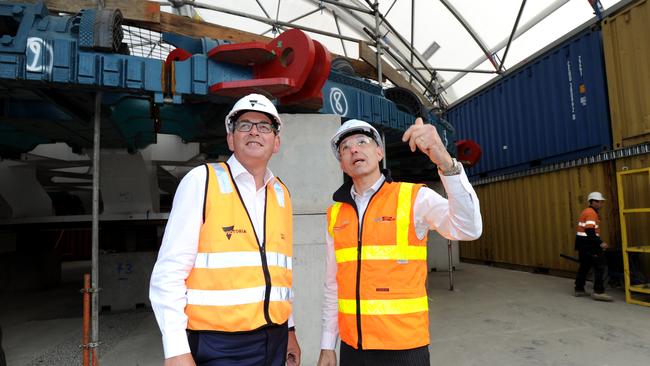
[447, 26, 612, 178]
[171, 54, 251, 99]
[0, 1, 451, 171]
[321, 70, 455, 154]
[0, 2, 163, 93]
[163, 32, 231, 55]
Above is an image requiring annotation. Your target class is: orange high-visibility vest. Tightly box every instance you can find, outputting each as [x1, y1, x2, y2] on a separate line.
[327, 181, 429, 350]
[185, 162, 293, 332]
[576, 207, 600, 237]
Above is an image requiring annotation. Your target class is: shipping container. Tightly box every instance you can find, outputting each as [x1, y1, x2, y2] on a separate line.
[460, 162, 618, 272]
[447, 27, 612, 178]
[602, 0, 650, 149]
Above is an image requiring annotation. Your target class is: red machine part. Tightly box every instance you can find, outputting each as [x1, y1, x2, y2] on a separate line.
[207, 42, 275, 66]
[165, 47, 192, 65]
[164, 48, 193, 95]
[280, 40, 331, 108]
[456, 139, 482, 167]
[207, 29, 331, 109]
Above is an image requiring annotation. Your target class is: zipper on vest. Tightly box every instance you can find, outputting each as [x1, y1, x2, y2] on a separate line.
[260, 243, 273, 324]
[226, 163, 274, 326]
[355, 235, 363, 350]
[260, 189, 273, 325]
[353, 182, 385, 350]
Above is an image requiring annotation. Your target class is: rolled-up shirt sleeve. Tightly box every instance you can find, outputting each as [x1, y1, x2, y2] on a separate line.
[149, 167, 204, 359]
[414, 165, 482, 241]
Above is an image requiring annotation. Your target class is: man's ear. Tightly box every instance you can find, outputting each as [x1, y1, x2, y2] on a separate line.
[272, 134, 281, 154]
[226, 133, 235, 152]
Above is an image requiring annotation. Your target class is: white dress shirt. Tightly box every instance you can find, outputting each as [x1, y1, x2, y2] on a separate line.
[320, 167, 482, 349]
[149, 155, 294, 359]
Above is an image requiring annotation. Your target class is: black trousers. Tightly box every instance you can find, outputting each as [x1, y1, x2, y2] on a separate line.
[340, 341, 430, 366]
[575, 249, 606, 293]
[188, 324, 288, 366]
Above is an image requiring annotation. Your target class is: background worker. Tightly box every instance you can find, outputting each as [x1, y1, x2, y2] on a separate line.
[574, 191, 612, 302]
[150, 94, 301, 366]
[318, 118, 482, 366]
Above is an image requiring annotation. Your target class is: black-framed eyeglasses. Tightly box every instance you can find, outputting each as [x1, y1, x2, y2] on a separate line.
[233, 120, 277, 134]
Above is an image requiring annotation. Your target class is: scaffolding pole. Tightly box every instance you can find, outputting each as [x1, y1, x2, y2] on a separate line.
[91, 91, 102, 365]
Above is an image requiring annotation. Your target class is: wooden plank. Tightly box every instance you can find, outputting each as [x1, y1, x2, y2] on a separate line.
[358, 41, 428, 105]
[157, 12, 269, 43]
[24, 0, 160, 24]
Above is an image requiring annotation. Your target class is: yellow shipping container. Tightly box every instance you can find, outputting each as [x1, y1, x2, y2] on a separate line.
[461, 162, 618, 273]
[602, 0, 650, 148]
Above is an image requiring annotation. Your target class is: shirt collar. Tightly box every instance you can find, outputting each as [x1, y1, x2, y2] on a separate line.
[227, 155, 274, 187]
[350, 174, 385, 200]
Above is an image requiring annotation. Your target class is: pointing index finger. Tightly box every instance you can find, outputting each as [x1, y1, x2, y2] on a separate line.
[402, 117, 424, 142]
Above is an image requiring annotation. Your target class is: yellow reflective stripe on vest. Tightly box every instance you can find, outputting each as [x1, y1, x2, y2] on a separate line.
[329, 202, 343, 236]
[211, 163, 233, 194]
[187, 286, 293, 306]
[335, 245, 426, 263]
[396, 183, 414, 259]
[272, 181, 286, 208]
[338, 295, 428, 315]
[194, 251, 292, 270]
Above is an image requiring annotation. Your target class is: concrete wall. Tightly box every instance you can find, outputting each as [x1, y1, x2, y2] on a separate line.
[271, 113, 342, 364]
[99, 150, 159, 214]
[269, 114, 342, 214]
[100, 251, 157, 311]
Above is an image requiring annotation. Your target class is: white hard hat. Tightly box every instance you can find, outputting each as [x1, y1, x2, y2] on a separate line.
[224, 93, 282, 133]
[330, 119, 383, 161]
[587, 192, 606, 201]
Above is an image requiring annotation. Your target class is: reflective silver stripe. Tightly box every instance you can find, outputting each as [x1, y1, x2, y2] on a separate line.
[211, 163, 233, 194]
[576, 232, 600, 237]
[194, 251, 292, 270]
[585, 220, 597, 226]
[187, 286, 293, 306]
[578, 222, 599, 228]
[273, 181, 285, 208]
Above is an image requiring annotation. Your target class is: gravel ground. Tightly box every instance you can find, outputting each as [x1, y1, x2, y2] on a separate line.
[25, 310, 151, 366]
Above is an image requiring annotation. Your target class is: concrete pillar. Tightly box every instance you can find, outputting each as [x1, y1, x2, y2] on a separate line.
[270, 113, 342, 365]
[0, 161, 52, 218]
[99, 150, 159, 215]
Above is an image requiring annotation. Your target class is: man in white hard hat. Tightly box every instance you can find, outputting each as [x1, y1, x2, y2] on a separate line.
[150, 93, 301, 366]
[318, 118, 482, 366]
[574, 191, 612, 301]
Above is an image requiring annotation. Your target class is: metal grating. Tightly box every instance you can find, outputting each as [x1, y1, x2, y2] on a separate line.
[121, 25, 175, 60]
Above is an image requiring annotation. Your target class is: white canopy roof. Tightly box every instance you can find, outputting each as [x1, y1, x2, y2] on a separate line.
[160, 0, 619, 106]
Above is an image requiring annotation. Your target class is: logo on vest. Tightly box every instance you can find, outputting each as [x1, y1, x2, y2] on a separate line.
[373, 216, 395, 223]
[333, 220, 349, 231]
[222, 225, 247, 240]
